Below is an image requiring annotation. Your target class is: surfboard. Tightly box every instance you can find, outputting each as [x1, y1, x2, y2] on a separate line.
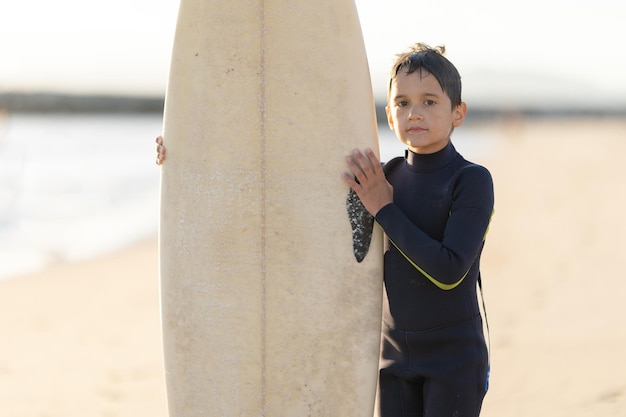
[158, 1, 383, 416]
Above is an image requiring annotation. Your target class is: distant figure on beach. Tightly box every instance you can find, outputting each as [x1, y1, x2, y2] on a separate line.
[155, 43, 494, 417]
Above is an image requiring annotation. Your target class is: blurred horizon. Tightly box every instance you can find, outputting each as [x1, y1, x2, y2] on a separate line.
[2, 0, 625, 113]
[1, 91, 624, 120]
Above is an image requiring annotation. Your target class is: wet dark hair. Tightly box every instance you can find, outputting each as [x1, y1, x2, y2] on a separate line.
[388, 43, 462, 109]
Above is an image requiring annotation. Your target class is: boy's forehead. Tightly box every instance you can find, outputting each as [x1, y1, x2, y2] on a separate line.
[391, 70, 443, 94]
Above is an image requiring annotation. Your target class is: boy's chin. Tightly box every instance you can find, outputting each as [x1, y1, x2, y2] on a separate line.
[404, 140, 450, 155]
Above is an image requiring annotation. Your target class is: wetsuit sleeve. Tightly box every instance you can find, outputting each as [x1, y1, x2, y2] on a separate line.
[375, 165, 494, 290]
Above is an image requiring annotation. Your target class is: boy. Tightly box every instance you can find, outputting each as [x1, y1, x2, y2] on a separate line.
[156, 43, 493, 417]
[344, 43, 493, 416]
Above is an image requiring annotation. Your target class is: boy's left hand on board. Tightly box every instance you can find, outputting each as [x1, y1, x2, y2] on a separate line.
[343, 148, 393, 217]
[155, 136, 166, 165]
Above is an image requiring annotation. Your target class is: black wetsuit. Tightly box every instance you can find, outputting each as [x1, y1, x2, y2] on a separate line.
[375, 142, 493, 417]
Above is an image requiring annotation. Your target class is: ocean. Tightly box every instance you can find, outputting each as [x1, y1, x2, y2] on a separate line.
[0, 113, 495, 280]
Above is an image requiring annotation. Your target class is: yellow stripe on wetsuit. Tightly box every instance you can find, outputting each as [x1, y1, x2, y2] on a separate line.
[387, 209, 495, 291]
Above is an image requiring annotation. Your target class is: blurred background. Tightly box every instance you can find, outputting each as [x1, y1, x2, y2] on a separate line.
[1, 0, 624, 278]
[1, 1, 625, 416]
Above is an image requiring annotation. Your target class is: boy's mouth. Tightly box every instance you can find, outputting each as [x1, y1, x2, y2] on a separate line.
[407, 126, 427, 134]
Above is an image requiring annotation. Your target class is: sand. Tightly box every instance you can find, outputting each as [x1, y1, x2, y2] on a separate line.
[1, 117, 625, 416]
[477, 117, 626, 416]
[0, 239, 168, 417]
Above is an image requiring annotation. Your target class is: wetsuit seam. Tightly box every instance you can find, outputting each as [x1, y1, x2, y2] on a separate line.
[386, 236, 469, 290]
[384, 313, 481, 334]
[470, 315, 489, 400]
[401, 331, 411, 416]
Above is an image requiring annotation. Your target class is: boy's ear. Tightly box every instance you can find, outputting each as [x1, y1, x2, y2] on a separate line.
[385, 105, 394, 131]
[452, 102, 467, 127]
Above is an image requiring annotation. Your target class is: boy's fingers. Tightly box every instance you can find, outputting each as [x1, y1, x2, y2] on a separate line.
[342, 172, 366, 199]
[155, 135, 166, 166]
[352, 149, 369, 166]
[345, 156, 363, 182]
[352, 149, 382, 180]
[342, 171, 356, 186]
[351, 149, 373, 175]
[365, 148, 381, 172]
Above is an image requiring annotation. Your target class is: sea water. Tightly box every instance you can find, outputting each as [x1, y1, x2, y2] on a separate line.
[0, 114, 162, 279]
[0, 113, 494, 280]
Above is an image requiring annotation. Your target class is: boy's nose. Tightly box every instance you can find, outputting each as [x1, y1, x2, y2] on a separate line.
[408, 106, 422, 120]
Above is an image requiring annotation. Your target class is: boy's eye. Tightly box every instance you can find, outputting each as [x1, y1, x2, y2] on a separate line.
[397, 100, 408, 107]
[424, 99, 436, 106]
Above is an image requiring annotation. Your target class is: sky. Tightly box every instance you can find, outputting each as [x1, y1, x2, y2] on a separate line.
[2, 0, 626, 109]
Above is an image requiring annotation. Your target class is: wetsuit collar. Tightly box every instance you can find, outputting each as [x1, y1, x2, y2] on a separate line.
[405, 141, 456, 171]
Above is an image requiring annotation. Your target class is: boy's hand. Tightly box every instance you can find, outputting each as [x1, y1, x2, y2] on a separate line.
[343, 148, 393, 216]
[155, 136, 166, 165]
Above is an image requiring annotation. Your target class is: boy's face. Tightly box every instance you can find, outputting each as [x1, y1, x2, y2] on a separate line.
[386, 70, 466, 154]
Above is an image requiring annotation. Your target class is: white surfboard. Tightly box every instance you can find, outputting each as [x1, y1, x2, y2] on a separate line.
[159, 1, 383, 416]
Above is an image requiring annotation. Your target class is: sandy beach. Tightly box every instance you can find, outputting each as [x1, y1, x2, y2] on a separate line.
[1, 117, 625, 416]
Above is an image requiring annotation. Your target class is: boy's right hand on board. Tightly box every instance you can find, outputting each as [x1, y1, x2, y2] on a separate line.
[155, 136, 166, 165]
[343, 148, 393, 217]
